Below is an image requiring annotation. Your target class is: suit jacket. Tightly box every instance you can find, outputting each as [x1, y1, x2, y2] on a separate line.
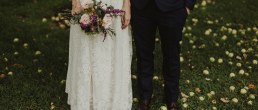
[131, 0, 196, 12]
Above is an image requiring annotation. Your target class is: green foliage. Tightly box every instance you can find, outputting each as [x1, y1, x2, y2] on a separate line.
[0, 0, 257, 110]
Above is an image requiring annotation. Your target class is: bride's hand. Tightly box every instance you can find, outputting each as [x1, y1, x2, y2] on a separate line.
[72, 0, 82, 15]
[121, 0, 131, 29]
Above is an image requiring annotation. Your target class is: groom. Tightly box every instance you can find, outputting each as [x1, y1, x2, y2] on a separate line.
[130, 0, 195, 109]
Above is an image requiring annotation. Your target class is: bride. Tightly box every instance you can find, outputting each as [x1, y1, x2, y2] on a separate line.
[65, 0, 132, 110]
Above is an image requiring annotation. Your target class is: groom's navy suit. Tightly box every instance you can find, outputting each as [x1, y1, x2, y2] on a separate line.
[131, 0, 196, 103]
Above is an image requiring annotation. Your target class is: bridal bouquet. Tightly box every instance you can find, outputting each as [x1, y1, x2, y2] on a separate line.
[62, 0, 125, 41]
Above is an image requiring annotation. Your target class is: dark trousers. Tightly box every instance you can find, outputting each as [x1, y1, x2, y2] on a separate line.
[131, 0, 188, 103]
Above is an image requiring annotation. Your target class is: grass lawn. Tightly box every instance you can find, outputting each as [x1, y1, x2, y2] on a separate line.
[0, 0, 257, 109]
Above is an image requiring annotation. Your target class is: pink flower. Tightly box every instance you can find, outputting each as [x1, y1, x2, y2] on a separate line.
[102, 14, 112, 29]
[80, 14, 91, 25]
[81, 0, 94, 9]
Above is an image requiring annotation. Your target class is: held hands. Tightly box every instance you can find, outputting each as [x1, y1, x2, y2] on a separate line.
[121, 0, 131, 29]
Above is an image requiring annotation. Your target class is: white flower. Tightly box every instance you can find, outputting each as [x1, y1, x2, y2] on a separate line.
[23, 43, 29, 48]
[247, 100, 253, 105]
[38, 69, 42, 73]
[215, 43, 220, 47]
[42, 18, 47, 23]
[229, 73, 236, 78]
[192, 18, 198, 23]
[225, 51, 229, 55]
[207, 93, 212, 98]
[179, 41, 183, 45]
[8, 72, 13, 76]
[207, 20, 214, 24]
[155, 38, 160, 42]
[217, 58, 223, 63]
[81, 0, 94, 9]
[220, 97, 230, 103]
[236, 63, 242, 67]
[221, 35, 227, 41]
[102, 14, 113, 29]
[229, 86, 235, 91]
[51, 16, 55, 21]
[231, 98, 238, 103]
[192, 45, 196, 49]
[237, 42, 242, 46]
[239, 69, 245, 75]
[132, 75, 137, 79]
[201, 1, 207, 6]
[181, 97, 187, 102]
[236, 56, 242, 60]
[55, 17, 60, 21]
[133, 98, 138, 102]
[228, 53, 234, 57]
[205, 78, 211, 81]
[195, 88, 201, 93]
[153, 76, 159, 80]
[182, 103, 188, 108]
[187, 26, 192, 30]
[189, 92, 195, 96]
[240, 88, 247, 94]
[4, 58, 8, 62]
[211, 100, 217, 104]
[13, 38, 19, 43]
[64, 20, 70, 25]
[213, 33, 218, 37]
[189, 40, 194, 44]
[232, 30, 237, 35]
[210, 57, 215, 62]
[249, 94, 255, 99]
[204, 29, 212, 35]
[253, 60, 258, 65]
[14, 52, 19, 55]
[185, 80, 190, 84]
[212, 107, 217, 110]
[241, 49, 246, 53]
[247, 48, 253, 52]
[199, 96, 205, 101]
[247, 27, 251, 31]
[80, 14, 91, 25]
[253, 38, 258, 42]
[180, 57, 184, 62]
[181, 92, 189, 98]
[203, 70, 209, 75]
[59, 24, 66, 29]
[35, 51, 41, 55]
[50, 102, 55, 109]
[210, 91, 215, 95]
[60, 80, 66, 84]
[160, 106, 167, 110]
[227, 27, 232, 32]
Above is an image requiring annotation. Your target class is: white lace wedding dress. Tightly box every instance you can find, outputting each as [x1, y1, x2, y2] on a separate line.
[65, 0, 133, 110]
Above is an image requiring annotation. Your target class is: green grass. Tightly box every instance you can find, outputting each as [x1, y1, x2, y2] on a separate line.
[0, 0, 257, 109]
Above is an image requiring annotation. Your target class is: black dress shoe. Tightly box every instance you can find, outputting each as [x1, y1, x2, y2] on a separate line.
[166, 102, 180, 110]
[137, 99, 151, 110]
